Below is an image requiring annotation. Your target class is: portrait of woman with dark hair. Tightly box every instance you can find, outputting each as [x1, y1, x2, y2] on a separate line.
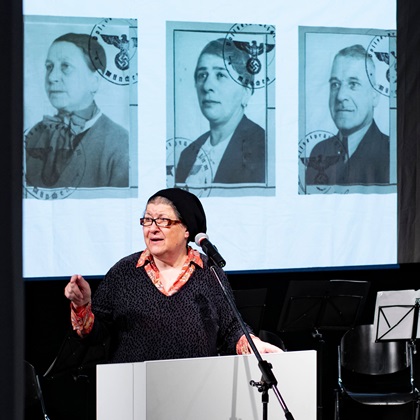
[175, 38, 266, 185]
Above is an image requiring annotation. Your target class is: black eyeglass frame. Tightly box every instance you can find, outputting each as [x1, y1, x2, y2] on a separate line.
[139, 217, 183, 227]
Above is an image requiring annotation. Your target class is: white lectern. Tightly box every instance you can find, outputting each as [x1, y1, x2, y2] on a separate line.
[97, 350, 316, 420]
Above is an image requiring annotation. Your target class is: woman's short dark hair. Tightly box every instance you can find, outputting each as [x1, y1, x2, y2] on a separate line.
[194, 38, 254, 89]
[53, 33, 106, 74]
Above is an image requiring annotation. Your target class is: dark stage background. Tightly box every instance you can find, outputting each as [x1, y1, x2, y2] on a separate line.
[24, 264, 420, 419]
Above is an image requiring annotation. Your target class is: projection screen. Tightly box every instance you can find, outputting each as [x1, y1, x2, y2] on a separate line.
[22, 0, 397, 278]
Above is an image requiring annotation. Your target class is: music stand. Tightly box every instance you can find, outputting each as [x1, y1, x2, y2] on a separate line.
[233, 288, 268, 335]
[277, 279, 370, 420]
[373, 289, 420, 343]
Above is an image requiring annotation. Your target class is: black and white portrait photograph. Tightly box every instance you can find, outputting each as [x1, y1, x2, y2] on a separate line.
[298, 27, 397, 195]
[166, 21, 276, 198]
[23, 15, 138, 199]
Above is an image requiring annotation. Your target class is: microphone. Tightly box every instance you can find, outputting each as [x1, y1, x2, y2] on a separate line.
[195, 233, 226, 268]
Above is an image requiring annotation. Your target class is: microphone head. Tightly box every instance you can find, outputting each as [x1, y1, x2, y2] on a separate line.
[195, 232, 208, 246]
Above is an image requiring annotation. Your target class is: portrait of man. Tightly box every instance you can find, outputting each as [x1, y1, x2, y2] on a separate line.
[305, 44, 390, 187]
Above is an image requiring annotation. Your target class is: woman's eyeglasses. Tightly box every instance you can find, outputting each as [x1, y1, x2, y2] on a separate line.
[140, 217, 182, 227]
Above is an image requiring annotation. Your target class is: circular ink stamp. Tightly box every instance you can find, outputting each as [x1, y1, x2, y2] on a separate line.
[166, 137, 213, 198]
[366, 32, 397, 98]
[223, 23, 276, 90]
[299, 130, 344, 193]
[23, 124, 85, 200]
[89, 18, 138, 86]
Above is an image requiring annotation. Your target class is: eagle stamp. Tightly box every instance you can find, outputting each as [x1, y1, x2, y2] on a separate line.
[223, 23, 276, 89]
[166, 137, 213, 198]
[366, 32, 397, 98]
[89, 18, 138, 86]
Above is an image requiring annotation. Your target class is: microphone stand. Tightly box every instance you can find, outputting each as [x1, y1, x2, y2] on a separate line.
[209, 265, 295, 420]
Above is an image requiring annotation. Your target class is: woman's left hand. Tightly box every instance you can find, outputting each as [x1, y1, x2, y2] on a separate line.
[252, 335, 284, 353]
[237, 334, 284, 355]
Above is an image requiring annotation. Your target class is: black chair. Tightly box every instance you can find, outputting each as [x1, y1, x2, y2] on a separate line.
[258, 329, 287, 351]
[335, 324, 420, 420]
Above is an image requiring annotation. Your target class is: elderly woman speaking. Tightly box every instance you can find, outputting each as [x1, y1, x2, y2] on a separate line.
[65, 188, 282, 363]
